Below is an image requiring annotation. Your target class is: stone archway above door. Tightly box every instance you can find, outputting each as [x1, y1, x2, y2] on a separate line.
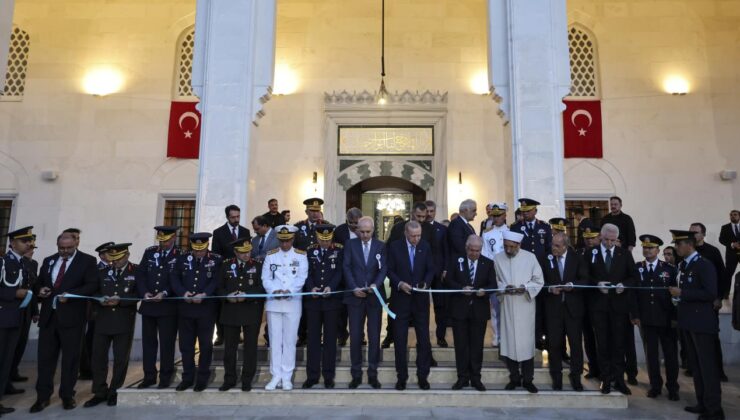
[337, 160, 434, 192]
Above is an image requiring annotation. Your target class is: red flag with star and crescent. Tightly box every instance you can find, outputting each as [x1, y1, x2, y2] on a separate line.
[167, 101, 201, 159]
[563, 99, 603, 158]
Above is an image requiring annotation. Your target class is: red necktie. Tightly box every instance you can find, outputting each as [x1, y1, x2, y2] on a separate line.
[231, 227, 237, 240]
[54, 257, 68, 289]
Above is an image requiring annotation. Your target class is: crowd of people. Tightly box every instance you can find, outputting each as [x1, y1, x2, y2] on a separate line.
[0, 196, 734, 420]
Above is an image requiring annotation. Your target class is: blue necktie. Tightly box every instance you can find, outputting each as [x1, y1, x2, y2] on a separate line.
[409, 245, 415, 271]
[469, 260, 475, 284]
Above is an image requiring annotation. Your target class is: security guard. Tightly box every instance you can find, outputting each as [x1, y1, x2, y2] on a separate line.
[135, 226, 181, 389]
[630, 234, 679, 401]
[171, 232, 223, 392]
[578, 221, 601, 380]
[510, 198, 552, 350]
[216, 237, 264, 392]
[302, 225, 343, 389]
[84, 243, 138, 408]
[0, 226, 35, 416]
[261, 225, 308, 391]
[669, 230, 724, 419]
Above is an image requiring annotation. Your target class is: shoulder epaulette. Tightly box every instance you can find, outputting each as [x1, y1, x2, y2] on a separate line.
[334, 243, 344, 249]
[146, 245, 158, 251]
[267, 249, 279, 255]
[295, 249, 307, 255]
[307, 243, 320, 250]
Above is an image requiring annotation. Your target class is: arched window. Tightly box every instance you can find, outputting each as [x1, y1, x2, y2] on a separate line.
[1, 26, 30, 99]
[567, 25, 599, 98]
[174, 26, 195, 98]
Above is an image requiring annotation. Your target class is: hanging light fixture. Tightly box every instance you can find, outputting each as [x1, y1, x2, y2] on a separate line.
[377, 0, 389, 105]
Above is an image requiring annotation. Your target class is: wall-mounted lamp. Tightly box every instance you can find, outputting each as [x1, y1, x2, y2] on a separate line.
[470, 71, 490, 95]
[82, 66, 124, 96]
[312, 171, 318, 192]
[273, 63, 299, 95]
[663, 76, 689, 96]
[458, 172, 463, 185]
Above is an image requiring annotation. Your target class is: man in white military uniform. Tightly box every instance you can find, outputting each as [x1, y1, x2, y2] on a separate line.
[494, 230, 544, 393]
[480, 202, 508, 347]
[261, 225, 308, 391]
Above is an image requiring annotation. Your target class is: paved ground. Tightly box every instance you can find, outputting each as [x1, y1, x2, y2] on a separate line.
[2, 362, 739, 419]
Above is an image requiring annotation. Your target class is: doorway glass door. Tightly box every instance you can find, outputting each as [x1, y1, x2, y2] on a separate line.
[361, 192, 413, 241]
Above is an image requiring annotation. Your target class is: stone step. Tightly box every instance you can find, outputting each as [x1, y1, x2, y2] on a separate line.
[117, 386, 627, 409]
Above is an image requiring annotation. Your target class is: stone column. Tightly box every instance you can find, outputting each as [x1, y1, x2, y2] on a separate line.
[0, 0, 15, 93]
[191, 0, 275, 231]
[487, 0, 570, 219]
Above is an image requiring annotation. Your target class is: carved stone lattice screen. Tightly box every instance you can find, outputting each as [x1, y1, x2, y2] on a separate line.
[1, 27, 30, 98]
[568, 26, 598, 97]
[176, 27, 195, 98]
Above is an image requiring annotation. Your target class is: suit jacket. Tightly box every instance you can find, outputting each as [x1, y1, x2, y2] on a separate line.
[342, 237, 387, 306]
[538, 248, 588, 319]
[216, 258, 264, 326]
[510, 219, 552, 259]
[430, 220, 449, 275]
[387, 239, 434, 316]
[447, 217, 476, 257]
[294, 218, 332, 250]
[677, 255, 718, 334]
[632, 260, 676, 328]
[304, 243, 344, 310]
[719, 222, 740, 268]
[446, 254, 497, 321]
[212, 223, 251, 259]
[333, 223, 352, 246]
[92, 263, 138, 335]
[696, 242, 729, 299]
[0, 252, 36, 328]
[37, 251, 98, 329]
[584, 245, 636, 314]
[135, 245, 181, 317]
[170, 252, 223, 319]
[251, 228, 279, 261]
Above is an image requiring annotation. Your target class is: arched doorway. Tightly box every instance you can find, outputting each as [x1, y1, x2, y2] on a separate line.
[346, 176, 426, 241]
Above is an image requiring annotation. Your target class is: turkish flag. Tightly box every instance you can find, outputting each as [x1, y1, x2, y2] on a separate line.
[563, 99, 603, 158]
[167, 101, 201, 159]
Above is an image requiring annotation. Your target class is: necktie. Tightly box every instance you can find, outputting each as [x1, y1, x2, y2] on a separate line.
[528, 222, 534, 233]
[239, 262, 245, 271]
[258, 235, 265, 254]
[54, 257, 68, 289]
[231, 226, 237, 240]
[648, 263, 653, 274]
[735, 224, 739, 237]
[409, 245, 415, 271]
[558, 255, 565, 280]
[469, 260, 475, 284]
[363, 242, 370, 264]
[115, 268, 122, 278]
[605, 249, 612, 272]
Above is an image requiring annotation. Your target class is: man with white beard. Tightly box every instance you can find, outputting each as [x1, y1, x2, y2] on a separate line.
[494, 230, 544, 393]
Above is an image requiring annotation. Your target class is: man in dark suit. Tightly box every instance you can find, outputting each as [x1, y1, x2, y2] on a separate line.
[0, 227, 36, 415]
[578, 221, 602, 380]
[251, 216, 279, 261]
[262, 198, 286, 228]
[585, 222, 636, 396]
[83, 244, 138, 408]
[211, 204, 251, 346]
[333, 207, 362, 346]
[342, 216, 387, 389]
[302, 225, 344, 389]
[540, 231, 588, 392]
[216, 238, 264, 392]
[387, 221, 434, 391]
[447, 235, 496, 391]
[719, 209, 740, 281]
[600, 196, 637, 252]
[171, 233, 223, 392]
[447, 199, 478, 257]
[630, 235, 679, 400]
[31, 233, 98, 413]
[669, 230, 724, 420]
[426, 200, 450, 346]
[135, 226, 181, 389]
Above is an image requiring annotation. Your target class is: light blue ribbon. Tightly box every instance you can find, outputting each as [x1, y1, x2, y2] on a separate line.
[19, 290, 33, 309]
[371, 286, 395, 320]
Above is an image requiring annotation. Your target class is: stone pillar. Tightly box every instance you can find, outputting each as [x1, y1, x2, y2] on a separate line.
[191, 0, 275, 231]
[0, 0, 15, 93]
[487, 0, 570, 219]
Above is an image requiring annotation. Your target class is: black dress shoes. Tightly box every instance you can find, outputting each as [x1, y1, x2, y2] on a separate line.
[471, 380, 486, 392]
[137, 378, 157, 389]
[627, 375, 638, 386]
[62, 398, 76, 410]
[10, 373, 28, 382]
[437, 338, 448, 347]
[668, 392, 679, 401]
[338, 337, 348, 347]
[157, 381, 171, 389]
[395, 380, 406, 391]
[176, 381, 193, 391]
[107, 394, 118, 406]
[296, 338, 307, 347]
[242, 381, 252, 392]
[452, 379, 469, 390]
[213, 336, 224, 346]
[551, 375, 563, 391]
[0, 405, 15, 415]
[719, 372, 729, 382]
[369, 377, 381, 389]
[381, 337, 393, 348]
[431, 357, 438, 368]
[700, 409, 725, 420]
[193, 382, 207, 392]
[302, 379, 318, 389]
[504, 380, 519, 390]
[646, 389, 660, 398]
[684, 405, 707, 414]
[418, 378, 430, 390]
[29, 400, 50, 413]
[348, 378, 361, 389]
[219, 382, 235, 392]
[600, 381, 611, 394]
[83, 396, 107, 408]
[324, 379, 335, 389]
[569, 376, 584, 392]
[613, 381, 631, 395]
[523, 382, 538, 393]
[4, 385, 24, 395]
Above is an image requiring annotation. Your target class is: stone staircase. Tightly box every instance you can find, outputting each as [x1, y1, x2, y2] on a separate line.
[118, 344, 628, 408]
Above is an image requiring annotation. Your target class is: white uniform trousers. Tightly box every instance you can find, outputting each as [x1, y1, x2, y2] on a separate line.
[267, 310, 301, 381]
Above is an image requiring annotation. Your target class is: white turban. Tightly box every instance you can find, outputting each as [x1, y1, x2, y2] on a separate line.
[502, 231, 524, 243]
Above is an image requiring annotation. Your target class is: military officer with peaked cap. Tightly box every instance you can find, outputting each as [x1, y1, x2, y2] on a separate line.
[95, 242, 114, 270]
[171, 232, 223, 392]
[84, 243, 138, 408]
[549, 218, 569, 235]
[216, 237, 265, 392]
[578, 219, 601, 380]
[302, 225, 343, 389]
[135, 226, 181, 389]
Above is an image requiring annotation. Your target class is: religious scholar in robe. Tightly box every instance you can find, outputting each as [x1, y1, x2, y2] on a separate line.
[494, 230, 544, 393]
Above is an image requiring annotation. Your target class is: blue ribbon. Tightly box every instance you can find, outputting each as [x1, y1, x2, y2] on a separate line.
[413, 284, 671, 294]
[371, 286, 395, 320]
[19, 290, 33, 309]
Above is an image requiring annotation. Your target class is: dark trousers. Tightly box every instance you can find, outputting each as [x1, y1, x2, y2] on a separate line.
[504, 356, 534, 384]
[78, 319, 95, 376]
[35, 315, 85, 400]
[91, 331, 134, 398]
[298, 307, 307, 341]
[714, 308, 726, 377]
[306, 308, 339, 381]
[583, 305, 600, 376]
[178, 316, 215, 385]
[338, 305, 350, 341]
[222, 324, 259, 386]
[432, 274, 449, 340]
[393, 308, 432, 381]
[592, 310, 626, 383]
[678, 327, 689, 367]
[641, 325, 679, 393]
[451, 315, 486, 382]
[624, 316, 638, 378]
[348, 302, 382, 380]
[535, 295, 546, 349]
[10, 306, 32, 379]
[546, 306, 583, 378]
[686, 331, 722, 414]
[0, 327, 20, 401]
[141, 315, 177, 384]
